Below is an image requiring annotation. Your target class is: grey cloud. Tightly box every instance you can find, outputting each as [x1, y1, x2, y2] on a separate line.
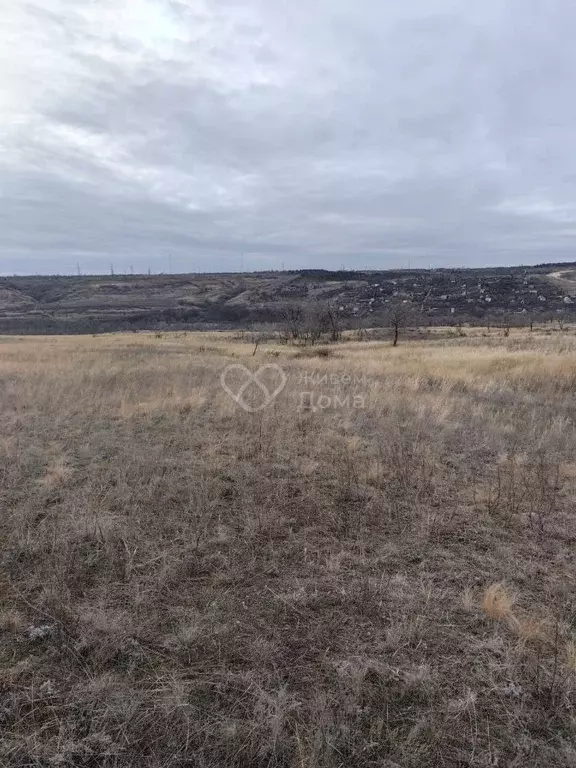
[1, 0, 576, 274]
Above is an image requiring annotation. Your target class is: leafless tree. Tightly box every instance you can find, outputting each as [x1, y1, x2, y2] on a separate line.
[279, 303, 305, 341]
[301, 307, 329, 345]
[325, 304, 343, 342]
[385, 301, 414, 347]
[279, 301, 344, 345]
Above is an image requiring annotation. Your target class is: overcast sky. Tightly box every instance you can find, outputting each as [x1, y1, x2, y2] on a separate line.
[1, 0, 576, 275]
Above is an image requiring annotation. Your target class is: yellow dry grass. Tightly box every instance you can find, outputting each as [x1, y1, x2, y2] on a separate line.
[1, 327, 576, 767]
[482, 583, 514, 621]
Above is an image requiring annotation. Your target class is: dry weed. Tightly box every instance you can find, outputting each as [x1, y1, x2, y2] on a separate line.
[1, 329, 576, 766]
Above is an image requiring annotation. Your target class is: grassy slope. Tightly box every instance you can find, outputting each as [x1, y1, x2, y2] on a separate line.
[1, 329, 576, 766]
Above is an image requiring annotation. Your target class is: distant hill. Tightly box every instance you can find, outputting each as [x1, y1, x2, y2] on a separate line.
[1, 264, 576, 334]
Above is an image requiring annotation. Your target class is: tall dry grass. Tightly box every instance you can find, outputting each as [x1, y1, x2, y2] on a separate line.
[1, 328, 576, 766]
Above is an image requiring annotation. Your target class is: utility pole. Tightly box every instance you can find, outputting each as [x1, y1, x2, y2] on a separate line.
[110, 263, 115, 276]
[76, 263, 81, 277]
[168, 254, 172, 274]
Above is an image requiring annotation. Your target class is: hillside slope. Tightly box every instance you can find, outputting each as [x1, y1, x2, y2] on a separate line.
[1, 264, 575, 333]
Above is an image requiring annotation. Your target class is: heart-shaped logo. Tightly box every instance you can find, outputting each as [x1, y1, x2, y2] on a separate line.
[220, 364, 287, 413]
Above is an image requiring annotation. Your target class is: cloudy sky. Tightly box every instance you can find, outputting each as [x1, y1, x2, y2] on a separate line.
[1, 0, 576, 275]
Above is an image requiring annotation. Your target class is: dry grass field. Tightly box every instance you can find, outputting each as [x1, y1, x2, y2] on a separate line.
[2, 328, 576, 766]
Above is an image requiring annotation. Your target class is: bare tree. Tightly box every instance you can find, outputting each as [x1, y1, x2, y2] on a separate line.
[301, 306, 329, 345]
[279, 303, 305, 341]
[420, 288, 432, 313]
[386, 302, 412, 347]
[325, 304, 343, 342]
[279, 302, 344, 346]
